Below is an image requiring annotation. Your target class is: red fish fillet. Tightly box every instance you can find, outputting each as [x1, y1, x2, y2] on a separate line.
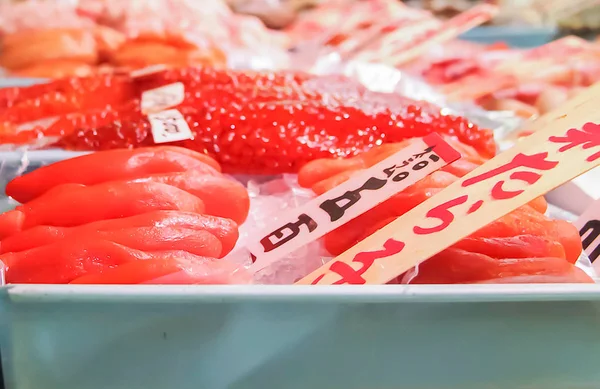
[2, 238, 224, 284]
[407, 249, 592, 284]
[0, 181, 206, 239]
[472, 205, 582, 264]
[130, 171, 250, 224]
[6, 146, 220, 203]
[0, 211, 239, 257]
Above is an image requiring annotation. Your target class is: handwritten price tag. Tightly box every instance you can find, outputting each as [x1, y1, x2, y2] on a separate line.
[297, 81, 600, 285]
[148, 109, 194, 144]
[575, 199, 600, 268]
[141, 82, 185, 114]
[247, 133, 460, 272]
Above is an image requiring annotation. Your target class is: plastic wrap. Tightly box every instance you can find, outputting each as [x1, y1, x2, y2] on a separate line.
[232, 174, 333, 284]
[311, 55, 524, 135]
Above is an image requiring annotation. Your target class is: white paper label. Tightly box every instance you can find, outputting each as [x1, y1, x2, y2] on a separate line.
[141, 82, 185, 114]
[246, 133, 461, 272]
[575, 198, 600, 269]
[148, 109, 193, 144]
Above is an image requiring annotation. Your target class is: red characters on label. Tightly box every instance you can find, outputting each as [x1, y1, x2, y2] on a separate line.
[461, 152, 558, 200]
[549, 122, 600, 162]
[413, 195, 469, 235]
[412, 152, 559, 237]
[462, 153, 558, 188]
[311, 238, 406, 285]
[467, 200, 484, 214]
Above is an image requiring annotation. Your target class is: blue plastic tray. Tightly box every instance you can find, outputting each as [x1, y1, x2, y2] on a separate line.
[2, 284, 600, 389]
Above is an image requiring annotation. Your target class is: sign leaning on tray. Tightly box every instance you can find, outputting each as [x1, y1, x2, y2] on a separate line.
[297, 81, 600, 285]
[243, 133, 461, 272]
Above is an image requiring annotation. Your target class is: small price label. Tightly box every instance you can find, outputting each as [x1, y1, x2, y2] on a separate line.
[575, 198, 600, 267]
[141, 82, 185, 114]
[148, 109, 194, 144]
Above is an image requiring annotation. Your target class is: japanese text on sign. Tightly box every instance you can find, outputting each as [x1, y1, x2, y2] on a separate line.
[247, 133, 460, 272]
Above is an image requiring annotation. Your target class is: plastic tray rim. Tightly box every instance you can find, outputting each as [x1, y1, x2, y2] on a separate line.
[4, 283, 600, 304]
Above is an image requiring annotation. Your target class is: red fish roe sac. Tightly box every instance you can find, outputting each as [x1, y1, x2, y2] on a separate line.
[0, 74, 137, 123]
[56, 98, 494, 175]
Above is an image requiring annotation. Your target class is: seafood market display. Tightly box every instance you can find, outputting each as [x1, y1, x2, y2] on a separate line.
[0, 135, 593, 284]
[0, 0, 598, 286]
[0, 0, 288, 78]
[0, 63, 596, 285]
